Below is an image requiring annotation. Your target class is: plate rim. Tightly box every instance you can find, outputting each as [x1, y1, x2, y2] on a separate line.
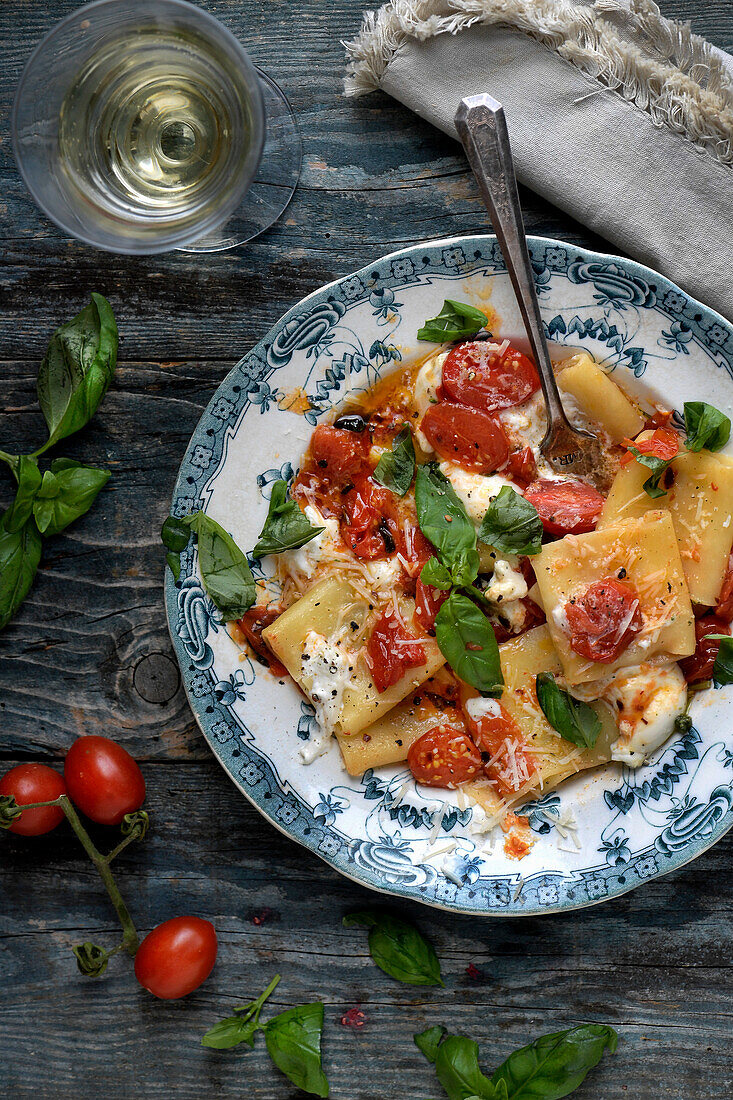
[165, 231, 733, 916]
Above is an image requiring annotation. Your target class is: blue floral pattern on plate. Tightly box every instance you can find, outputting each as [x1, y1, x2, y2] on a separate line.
[165, 234, 733, 916]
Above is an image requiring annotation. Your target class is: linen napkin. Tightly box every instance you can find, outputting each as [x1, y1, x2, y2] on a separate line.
[344, 0, 733, 323]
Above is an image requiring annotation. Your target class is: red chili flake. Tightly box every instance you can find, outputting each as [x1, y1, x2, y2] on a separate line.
[465, 963, 482, 980]
[466, 642, 483, 651]
[340, 1006, 366, 1029]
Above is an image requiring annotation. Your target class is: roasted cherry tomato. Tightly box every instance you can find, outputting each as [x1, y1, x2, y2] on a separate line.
[644, 408, 674, 431]
[716, 557, 733, 621]
[0, 764, 67, 837]
[463, 699, 536, 795]
[504, 445, 537, 488]
[620, 426, 680, 465]
[235, 606, 287, 677]
[134, 916, 218, 1000]
[420, 402, 509, 473]
[310, 424, 370, 483]
[64, 736, 145, 826]
[415, 576, 450, 631]
[341, 476, 399, 560]
[407, 725, 482, 788]
[441, 341, 540, 411]
[680, 616, 731, 684]
[565, 577, 642, 663]
[365, 607, 426, 693]
[523, 478, 604, 536]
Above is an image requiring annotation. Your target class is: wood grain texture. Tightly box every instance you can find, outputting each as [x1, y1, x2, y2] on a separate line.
[1, 0, 732, 1096]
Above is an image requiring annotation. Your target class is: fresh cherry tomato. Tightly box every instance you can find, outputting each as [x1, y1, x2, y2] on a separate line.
[415, 576, 450, 631]
[504, 445, 537, 487]
[0, 764, 66, 837]
[441, 341, 540, 411]
[64, 736, 145, 826]
[365, 607, 426, 693]
[716, 556, 733, 621]
[407, 725, 482, 788]
[310, 424, 370, 484]
[620, 426, 680, 465]
[565, 578, 642, 663]
[523, 478, 604, 536]
[341, 477, 399, 560]
[463, 699, 536, 795]
[680, 616, 731, 684]
[235, 606, 287, 677]
[134, 916, 218, 1000]
[420, 402, 509, 473]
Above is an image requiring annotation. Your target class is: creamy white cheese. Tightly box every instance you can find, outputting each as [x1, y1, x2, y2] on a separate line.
[439, 461, 518, 528]
[361, 556, 405, 594]
[414, 351, 448, 418]
[602, 663, 688, 767]
[279, 505, 340, 581]
[465, 696, 502, 722]
[484, 559, 528, 603]
[299, 630, 355, 761]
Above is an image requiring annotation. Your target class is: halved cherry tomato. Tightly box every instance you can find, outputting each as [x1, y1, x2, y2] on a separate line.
[341, 476, 400, 560]
[235, 606, 288, 677]
[680, 616, 731, 683]
[415, 576, 450, 631]
[134, 916, 218, 1000]
[64, 736, 145, 826]
[523, 478, 604, 536]
[463, 699, 536, 795]
[420, 402, 509, 473]
[504, 445, 537, 488]
[0, 764, 67, 837]
[310, 424, 370, 483]
[565, 578, 642, 663]
[716, 556, 733, 621]
[620, 426, 680, 466]
[365, 607, 426, 693]
[407, 725, 482, 788]
[441, 341, 540, 411]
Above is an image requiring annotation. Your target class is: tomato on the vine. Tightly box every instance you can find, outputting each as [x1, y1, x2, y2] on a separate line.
[64, 736, 145, 826]
[134, 916, 218, 1000]
[0, 763, 67, 836]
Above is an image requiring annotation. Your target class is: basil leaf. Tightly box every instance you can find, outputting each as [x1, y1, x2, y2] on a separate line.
[0, 512, 42, 631]
[703, 634, 733, 687]
[161, 515, 192, 553]
[421, 557, 453, 591]
[478, 486, 542, 556]
[415, 464, 479, 587]
[253, 480, 324, 556]
[683, 401, 731, 453]
[185, 511, 256, 620]
[32, 464, 110, 537]
[4, 456, 41, 533]
[490, 1023, 618, 1099]
[435, 1035, 499, 1100]
[624, 443, 672, 498]
[202, 1014, 260, 1050]
[264, 1003, 329, 1098]
[343, 910, 443, 987]
[536, 673, 602, 748]
[418, 299, 489, 343]
[373, 425, 416, 496]
[166, 552, 182, 582]
[415, 1026, 448, 1064]
[36, 293, 118, 452]
[435, 592, 504, 696]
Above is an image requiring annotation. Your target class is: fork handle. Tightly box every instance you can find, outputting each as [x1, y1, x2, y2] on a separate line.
[454, 94, 571, 431]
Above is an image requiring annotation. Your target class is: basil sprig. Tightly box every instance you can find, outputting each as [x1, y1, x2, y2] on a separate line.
[415, 463, 479, 587]
[202, 975, 329, 1097]
[163, 511, 256, 620]
[683, 401, 731, 453]
[421, 556, 453, 590]
[373, 425, 416, 496]
[0, 296, 118, 634]
[478, 486, 542, 556]
[435, 592, 504, 696]
[415, 1023, 618, 1100]
[703, 634, 733, 687]
[536, 672, 602, 748]
[624, 443, 673, 498]
[417, 299, 489, 343]
[343, 910, 443, 987]
[253, 479, 324, 556]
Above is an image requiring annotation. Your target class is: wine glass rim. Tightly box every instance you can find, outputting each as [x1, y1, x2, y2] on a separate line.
[12, 0, 267, 254]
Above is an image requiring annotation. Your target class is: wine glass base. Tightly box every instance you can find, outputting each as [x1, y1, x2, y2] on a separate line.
[179, 67, 301, 253]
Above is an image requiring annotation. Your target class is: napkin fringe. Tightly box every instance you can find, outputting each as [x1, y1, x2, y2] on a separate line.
[343, 0, 733, 167]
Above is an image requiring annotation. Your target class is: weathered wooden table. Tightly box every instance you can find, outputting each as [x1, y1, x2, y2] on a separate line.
[2, 2, 732, 1097]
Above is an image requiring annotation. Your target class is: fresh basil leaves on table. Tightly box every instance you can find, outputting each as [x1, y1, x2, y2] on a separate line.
[417, 299, 489, 343]
[683, 401, 730, 452]
[202, 974, 329, 1097]
[535, 672, 602, 748]
[343, 910, 444, 987]
[478, 486, 543, 557]
[253, 478, 324, 555]
[373, 424, 416, 496]
[0, 295, 117, 633]
[415, 1022, 618, 1100]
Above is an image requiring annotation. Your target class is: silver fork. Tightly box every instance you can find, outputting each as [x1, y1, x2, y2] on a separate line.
[455, 93, 601, 478]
